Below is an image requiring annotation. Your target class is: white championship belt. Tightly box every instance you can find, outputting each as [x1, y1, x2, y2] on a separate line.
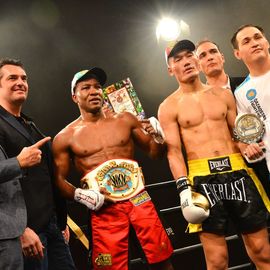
[81, 159, 145, 201]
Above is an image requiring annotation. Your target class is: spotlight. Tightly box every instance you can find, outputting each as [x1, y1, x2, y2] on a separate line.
[156, 18, 190, 42]
[156, 18, 180, 42]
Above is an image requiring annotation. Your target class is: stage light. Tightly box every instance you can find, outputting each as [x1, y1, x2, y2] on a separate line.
[156, 18, 190, 43]
[156, 18, 181, 42]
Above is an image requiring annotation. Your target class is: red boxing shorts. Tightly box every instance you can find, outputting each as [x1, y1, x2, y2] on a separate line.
[91, 190, 173, 270]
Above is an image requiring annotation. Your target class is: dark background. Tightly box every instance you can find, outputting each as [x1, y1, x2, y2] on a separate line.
[1, 0, 269, 269]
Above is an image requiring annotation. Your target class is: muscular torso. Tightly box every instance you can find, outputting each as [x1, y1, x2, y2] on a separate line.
[174, 87, 238, 160]
[65, 114, 135, 175]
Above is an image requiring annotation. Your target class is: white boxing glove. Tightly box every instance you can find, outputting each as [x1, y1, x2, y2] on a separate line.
[74, 188, 104, 211]
[176, 177, 210, 224]
[149, 117, 165, 144]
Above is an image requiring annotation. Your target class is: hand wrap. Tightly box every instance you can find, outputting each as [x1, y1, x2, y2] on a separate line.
[149, 117, 165, 144]
[74, 188, 104, 211]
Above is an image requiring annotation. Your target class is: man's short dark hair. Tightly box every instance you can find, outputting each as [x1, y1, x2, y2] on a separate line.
[0, 58, 24, 69]
[231, 24, 265, 49]
[196, 39, 222, 52]
[0, 58, 25, 80]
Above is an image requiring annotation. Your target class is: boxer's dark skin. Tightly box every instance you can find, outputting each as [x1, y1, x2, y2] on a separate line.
[52, 77, 164, 199]
[52, 77, 173, 270]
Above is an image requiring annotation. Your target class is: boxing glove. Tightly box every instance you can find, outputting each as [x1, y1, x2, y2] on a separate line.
[176, 176, 210, 224]
[74, 188, 104, 211]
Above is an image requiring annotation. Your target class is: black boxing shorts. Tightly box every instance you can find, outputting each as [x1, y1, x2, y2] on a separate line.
[187, 153, 270, 234]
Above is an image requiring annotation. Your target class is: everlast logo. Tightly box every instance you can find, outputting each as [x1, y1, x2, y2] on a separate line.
[109, 173, 127, 188]
[201, 177, 249, 207]
[208, 157, 232, 173]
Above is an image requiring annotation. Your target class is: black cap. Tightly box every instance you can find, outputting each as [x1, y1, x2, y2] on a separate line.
[167, 39, 195, 60]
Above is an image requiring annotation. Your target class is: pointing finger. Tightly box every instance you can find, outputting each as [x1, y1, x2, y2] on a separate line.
[30, 137, 51, 149]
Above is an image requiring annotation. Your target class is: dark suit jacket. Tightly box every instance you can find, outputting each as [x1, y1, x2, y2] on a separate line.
[0, 106, 67, 232]
[0, 144, 27, 240]
[229, 76, 245, 93]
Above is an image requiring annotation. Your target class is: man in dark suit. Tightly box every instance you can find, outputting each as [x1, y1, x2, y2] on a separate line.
[0, 139, 49, 269]
[0, 143, 26, 270]
[0, 58, 75, 270]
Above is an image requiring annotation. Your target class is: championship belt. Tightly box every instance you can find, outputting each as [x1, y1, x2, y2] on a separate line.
[234, 113, 265, 144]
[81, 159, 145, 201]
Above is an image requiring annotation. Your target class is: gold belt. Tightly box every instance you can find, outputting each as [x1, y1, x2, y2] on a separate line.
[81, 159, 145, 201]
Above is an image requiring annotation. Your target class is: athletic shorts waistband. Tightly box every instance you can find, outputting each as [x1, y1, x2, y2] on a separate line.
[188, 153, 247, 177]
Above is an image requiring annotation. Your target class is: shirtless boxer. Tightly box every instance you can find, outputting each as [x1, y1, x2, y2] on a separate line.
[52, 67, 174, 270]
[196, 38, 270, 201]
[158, 39, 270, 270]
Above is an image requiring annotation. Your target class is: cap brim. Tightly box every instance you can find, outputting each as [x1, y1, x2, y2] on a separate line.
[78, 67, 107, 87]
[167, 39, 195, 59]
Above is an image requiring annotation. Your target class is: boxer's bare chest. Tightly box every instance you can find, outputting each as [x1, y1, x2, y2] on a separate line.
[176, 91, 227, 128]
[70, 119, 133, 158]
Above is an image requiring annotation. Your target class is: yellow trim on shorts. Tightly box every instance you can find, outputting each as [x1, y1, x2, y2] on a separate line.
[186, 153, 270, 233]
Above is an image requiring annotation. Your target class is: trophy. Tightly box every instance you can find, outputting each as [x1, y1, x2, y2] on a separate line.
[233, 113, 265, 144]
[102, 78, 145, 120]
